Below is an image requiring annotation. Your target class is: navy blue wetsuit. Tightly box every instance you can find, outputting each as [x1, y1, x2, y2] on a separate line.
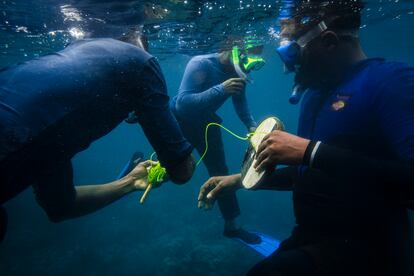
[0, 39, 192, 236]
[171, 54, 256, 221]
[249, 59, 414, 276]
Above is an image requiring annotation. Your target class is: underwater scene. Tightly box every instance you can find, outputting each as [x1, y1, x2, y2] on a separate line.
[1, 0, 414, 275]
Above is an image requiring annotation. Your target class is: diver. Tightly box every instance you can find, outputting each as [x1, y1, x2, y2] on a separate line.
[198, 1, 414, 275]
[171, 41, 265, 243]
[0, 31, 195, 243]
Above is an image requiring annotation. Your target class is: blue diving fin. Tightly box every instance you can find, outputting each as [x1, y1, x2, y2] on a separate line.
[117, 152, 144, 179]
[234, 232, 280, 258]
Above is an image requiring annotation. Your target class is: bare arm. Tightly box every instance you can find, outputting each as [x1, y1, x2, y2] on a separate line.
[69, 177, 136, 218]
[34, 160, 155, 222]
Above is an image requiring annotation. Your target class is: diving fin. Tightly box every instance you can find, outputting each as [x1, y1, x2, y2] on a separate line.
[234, 232, 280, 258]
[117, 151, 144, 179]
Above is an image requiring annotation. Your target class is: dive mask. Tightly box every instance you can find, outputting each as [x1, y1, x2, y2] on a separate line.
[276, 20, 328, 73]
[232, 46, 265, 78]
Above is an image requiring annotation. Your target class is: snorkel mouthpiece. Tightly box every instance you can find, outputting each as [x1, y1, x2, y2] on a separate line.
[289, 84, 306, 105]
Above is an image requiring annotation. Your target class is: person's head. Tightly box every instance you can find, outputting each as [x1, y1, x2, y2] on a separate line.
[221, 38, 265, 79]
[276, 0, 365, 89]
[118, 28, 149, 51]
[234, 43, 266, 73]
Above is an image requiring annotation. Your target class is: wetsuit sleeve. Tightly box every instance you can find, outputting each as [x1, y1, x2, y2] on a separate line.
[174, 59, 229, 117]
[309, 65, 414, 206]
[133, 58, 193, 169]
[32, 160, 76, 222]
[253, 166, 296, 191]
[232, 90, 257, 130]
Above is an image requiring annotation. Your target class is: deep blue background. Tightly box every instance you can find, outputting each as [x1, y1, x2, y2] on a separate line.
[1, 16, 414, 276]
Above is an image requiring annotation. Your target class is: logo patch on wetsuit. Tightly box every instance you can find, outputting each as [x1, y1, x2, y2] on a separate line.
[331, 95, 350, 111]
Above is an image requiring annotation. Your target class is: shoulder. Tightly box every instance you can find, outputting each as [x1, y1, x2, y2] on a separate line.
[367, 59, 414, 85]
[367, 60, 414, 105]
[350, 59, 414, 100]
[64, 38, 153, 63]
[187, 54, 216, 68]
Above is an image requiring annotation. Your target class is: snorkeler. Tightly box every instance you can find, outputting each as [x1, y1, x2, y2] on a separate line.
[198, 1, 414, 275]
[171, 41, 265, 243]
[0, 31, 195, 242]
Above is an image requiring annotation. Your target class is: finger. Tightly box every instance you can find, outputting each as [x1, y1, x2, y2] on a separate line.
[198, 183, 210, 202]
[198, 178, 217, 201]
[233, 78, 246, 83]
[198, 200, 204, 209]
[206, 182, 224, 201]
[255, 157, 273, 172]
[231, 78, 244, 82]
[257, 135, 272, 156]
[138, 160, 157, 169]
[254, 149, 269, 169]
[231, 82, 245, 89]
[256, 142, 266, 157]
[234, 80, 246, 87]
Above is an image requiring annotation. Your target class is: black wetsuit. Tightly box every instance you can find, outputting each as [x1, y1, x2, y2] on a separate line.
[249, 59, 414, 276]
[0, 38, 192, 241]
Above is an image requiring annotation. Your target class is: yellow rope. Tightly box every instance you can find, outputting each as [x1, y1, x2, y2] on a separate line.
[140, 122, 270, 204]
[197, 122, 254, 166]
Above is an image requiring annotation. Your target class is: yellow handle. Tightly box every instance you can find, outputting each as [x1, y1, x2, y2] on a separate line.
[140, 183, 153, 204]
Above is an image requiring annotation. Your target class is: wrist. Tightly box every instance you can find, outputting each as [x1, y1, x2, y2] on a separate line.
[116, 175, 136, 194]
[233, 173, 243, 189]
[218, 83, 227, 94]
[303, 141, 322, 168]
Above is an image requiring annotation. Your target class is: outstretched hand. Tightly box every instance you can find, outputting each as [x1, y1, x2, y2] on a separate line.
[198, 174, 242, 210]
[126, 160, 159, 191]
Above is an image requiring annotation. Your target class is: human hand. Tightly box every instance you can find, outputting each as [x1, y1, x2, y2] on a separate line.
[254, 130, 310, 172]
[222, 78, 246, 95]
[126, 160, 159, 191]
[198, 174, 242, 210]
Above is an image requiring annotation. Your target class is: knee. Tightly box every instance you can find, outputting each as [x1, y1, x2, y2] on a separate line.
[45, 209, 67, 223]
[40, 203, 72, 223]
[167, 154, 196, 184]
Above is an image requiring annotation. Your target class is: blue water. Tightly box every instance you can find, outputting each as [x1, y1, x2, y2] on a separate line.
[1, 1, 414, 275]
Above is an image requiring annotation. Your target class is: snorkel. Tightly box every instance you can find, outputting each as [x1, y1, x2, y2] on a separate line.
[232, 46, 249, 80]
